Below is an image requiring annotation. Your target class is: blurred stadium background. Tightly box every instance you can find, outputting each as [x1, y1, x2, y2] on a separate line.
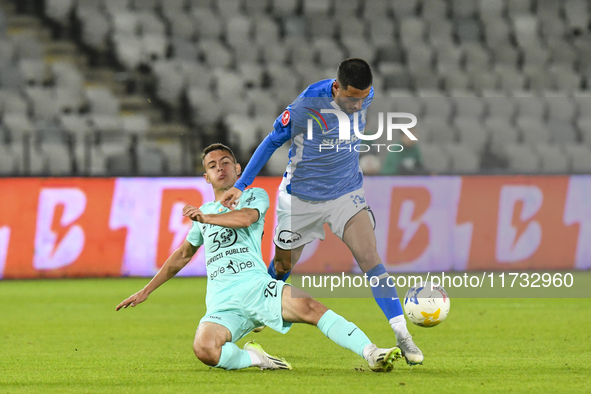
[1, 0, 591, 176]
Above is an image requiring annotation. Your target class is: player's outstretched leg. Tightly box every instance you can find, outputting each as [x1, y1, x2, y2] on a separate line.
[342, 210, 424, 365]
[281, 285, 402, 372]
[193, 322, 290, 370]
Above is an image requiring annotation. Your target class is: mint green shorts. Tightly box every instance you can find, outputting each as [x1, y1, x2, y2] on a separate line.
[198, 277, 292, 342]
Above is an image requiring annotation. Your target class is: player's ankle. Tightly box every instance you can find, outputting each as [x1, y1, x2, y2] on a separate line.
[389, 315, 410, 342]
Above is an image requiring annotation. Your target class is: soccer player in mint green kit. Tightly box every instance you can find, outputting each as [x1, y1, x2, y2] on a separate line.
[117, 144, 401, 372]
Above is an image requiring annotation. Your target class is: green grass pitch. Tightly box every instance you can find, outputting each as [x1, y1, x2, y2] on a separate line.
[1, 278, 590, 393]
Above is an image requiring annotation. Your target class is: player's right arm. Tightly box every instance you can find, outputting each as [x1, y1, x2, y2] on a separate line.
[220, 106, 299, 209]
[116, 240, 198, 311]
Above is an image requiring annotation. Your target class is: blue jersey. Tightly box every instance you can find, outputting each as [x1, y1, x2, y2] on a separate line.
[234, 78, 374, 201]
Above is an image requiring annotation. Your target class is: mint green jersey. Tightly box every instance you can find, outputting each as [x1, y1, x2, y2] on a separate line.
[186, 188, 270, 310]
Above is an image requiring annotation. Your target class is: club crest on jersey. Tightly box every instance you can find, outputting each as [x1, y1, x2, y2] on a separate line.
[281, 110, 290, 126]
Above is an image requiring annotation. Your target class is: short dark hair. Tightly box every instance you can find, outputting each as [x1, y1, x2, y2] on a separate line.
[201, 143, 237, 165]
[336, 58, 373, 90]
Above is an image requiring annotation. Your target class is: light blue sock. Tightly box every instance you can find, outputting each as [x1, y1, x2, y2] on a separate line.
[214, 342, 252, 370]
[317, 310, 372, 358]
[366, 264, 404, 320]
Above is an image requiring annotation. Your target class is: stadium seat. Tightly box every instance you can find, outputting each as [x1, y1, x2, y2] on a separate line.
[533, 143, 569, 173]
[564, 0, 589, 32]
[503, 143, 540, 173]
[445, 143, 480, 173]
[0, 90, 29, 116]
[306, 15, 337, 39]
[343, 38, 375, 64]
[333, 0, 360, 18]
[104, 0, 132, 14]
[170, 38, 198, 62]
[136, 140, 166, 175]
[244, 0, 269, 15]
[421, 0, 447, 23]
[157, 138, 193, 175]
[141, 34, 168, 63]
[548, 120, 579, 145]
[166, 12, 195, 41]
[187, 88, 222, 126]
[363, 0, 390, 19]
[486, 118, 519, 155]
[0, 39, 15, 63]
[25, 87, 60, 121]
[113, 34, 143, 69]
[78, 9, 110, 50]
[215, 0, 245, 18]
[13, 34, 44, 60]
[454, 118, 489, 153]
[85, 88, 120, 116]
[253, 15, 280, 45]
[420, 143, 451, 174]
[137, 11, 166, 35]
[454, 96, 486, 119]
[422, 118, 456, 144]
[428, 20, 454, 46]
[226, 16, 253, 48]
[516, 118, 551, 145]
[368, 17, 395, 46]
[132, 0, 158, 11]
[302, 0, 332, 15]
[121, 115, 150, 135]
[0, 145, 20, 175]
[45, 0, 76, 27]
[18, 59, 48, 86]
[399, 18, 426, 48]
[193, 9, 223, 40]
[200, 40, 233, 68]
[112, 11, 140, 35]
[456, 18, 481, 43]
[563, 144, 591, 173]
[338, 18, 367, 42]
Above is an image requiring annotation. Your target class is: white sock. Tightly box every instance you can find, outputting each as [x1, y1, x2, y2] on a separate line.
[389, 315, 410, 342]
[362, 344, 376, 361]
[246, 350, 262, 367]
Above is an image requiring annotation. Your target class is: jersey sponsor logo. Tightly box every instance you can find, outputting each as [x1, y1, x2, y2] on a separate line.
[225, 260, 255, 275]
[209, 259, 256, 280]
[277, 230, 302, 244]
[208, 228, 238, 253]
[281, 110, 290, 126]
[304, 107, 329, 133]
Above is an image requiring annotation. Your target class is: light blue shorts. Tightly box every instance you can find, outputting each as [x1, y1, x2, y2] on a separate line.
[198, 276, 292, 342]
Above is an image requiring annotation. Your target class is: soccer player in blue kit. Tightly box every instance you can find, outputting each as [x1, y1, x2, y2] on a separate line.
[117, 144, 402, 372]
[220, 59, 424, 365]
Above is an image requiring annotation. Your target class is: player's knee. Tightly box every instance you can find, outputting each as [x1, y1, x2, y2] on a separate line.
[193, 340, 221, 366]
[301, 298, 329, 324]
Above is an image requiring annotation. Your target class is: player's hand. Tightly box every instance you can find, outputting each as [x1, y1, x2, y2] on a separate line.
[182, 204, 207, 222]
[116, 290, 148, 311]
[220, 187, 242, 210]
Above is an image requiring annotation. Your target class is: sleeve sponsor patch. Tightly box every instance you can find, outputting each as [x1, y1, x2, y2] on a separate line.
[281, 110, 290, 126]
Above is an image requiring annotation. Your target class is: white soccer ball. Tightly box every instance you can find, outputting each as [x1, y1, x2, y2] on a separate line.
[403, 281, 450, 327]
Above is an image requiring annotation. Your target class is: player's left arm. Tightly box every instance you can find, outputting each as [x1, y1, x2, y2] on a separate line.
[183, 205, 260, 229]
[184, 189, 269, 229]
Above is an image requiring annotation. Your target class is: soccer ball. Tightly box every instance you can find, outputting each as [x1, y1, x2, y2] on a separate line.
[403, 281, 450, 327]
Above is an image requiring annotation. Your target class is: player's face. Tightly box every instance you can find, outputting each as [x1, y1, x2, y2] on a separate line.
[333, 81, 371, 114]
[203, 150, 241, 190]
